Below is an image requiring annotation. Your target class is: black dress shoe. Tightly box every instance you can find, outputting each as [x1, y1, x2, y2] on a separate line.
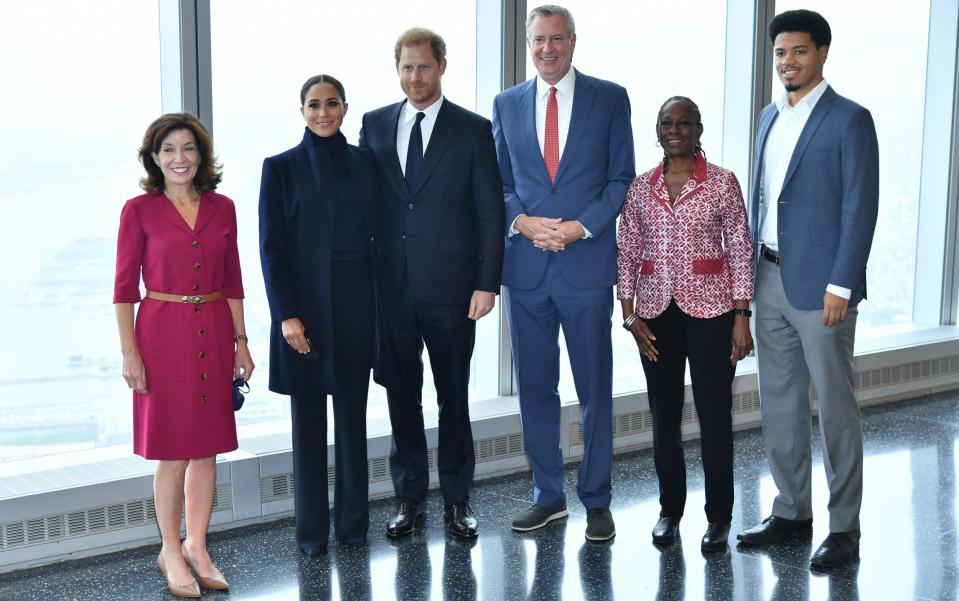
[444, 503, 479, 538]
[701, 523, 730, 551]
[736, 516, 812, 545]
[651, 515, 681, 545]
[810, 531, 860, 568]
[386, 500, 424, 538]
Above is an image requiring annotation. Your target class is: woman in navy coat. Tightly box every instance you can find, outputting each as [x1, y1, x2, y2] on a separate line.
[258, 74, 378, 554]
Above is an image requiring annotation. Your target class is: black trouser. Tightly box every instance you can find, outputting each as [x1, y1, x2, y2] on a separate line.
[290, 258, 373, 548]
[381, 279, 476, 505]
[640, 300, 735, 524]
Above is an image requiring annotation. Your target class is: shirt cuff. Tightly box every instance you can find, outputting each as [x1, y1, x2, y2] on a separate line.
[508, 214, 526, 237]
[577, 221, 592, 239]
[826, 284, 852, 300]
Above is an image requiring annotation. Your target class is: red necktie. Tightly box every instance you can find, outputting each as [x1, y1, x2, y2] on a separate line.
[544, 86, 559, 182]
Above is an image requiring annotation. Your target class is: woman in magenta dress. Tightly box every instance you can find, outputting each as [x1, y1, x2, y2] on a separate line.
[114, 113, 254, 598]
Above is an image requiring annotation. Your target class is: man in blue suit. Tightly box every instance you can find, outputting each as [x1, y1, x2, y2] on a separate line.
[736, 10, 879, 569]
[359, 28, 504, 539]
[492, 4, 635, 542]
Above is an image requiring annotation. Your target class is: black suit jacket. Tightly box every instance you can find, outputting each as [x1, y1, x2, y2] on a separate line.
[359, 98, 504, 305]
[258, 130, 379, 396]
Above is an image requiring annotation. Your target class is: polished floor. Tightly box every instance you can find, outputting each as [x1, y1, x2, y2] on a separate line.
[2, 391, 958, 601]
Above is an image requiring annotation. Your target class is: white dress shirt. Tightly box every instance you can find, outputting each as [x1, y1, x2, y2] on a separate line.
[511, 68, 591, 237]
[397, 96, 443, 175]
[760, 79, 849, 299]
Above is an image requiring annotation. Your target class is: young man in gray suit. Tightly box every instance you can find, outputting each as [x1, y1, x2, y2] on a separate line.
[737, 10, 879, 568]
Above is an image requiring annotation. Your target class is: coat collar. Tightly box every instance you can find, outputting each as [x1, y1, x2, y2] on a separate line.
[150, 189, 217, 236]
[648, 152, 708, 212]
[780, 85, 838, 192]
[406, 99, 457, 197]
[517, 68, 595, 186]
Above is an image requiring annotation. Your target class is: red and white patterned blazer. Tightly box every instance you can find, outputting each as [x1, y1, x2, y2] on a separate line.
[617, 154, 754, 319]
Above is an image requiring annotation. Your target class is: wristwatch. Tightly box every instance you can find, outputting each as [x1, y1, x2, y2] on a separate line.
[733, 308, 752, 317]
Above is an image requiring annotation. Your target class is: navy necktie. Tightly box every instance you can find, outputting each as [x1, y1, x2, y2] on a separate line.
[405, 112, 426, 193]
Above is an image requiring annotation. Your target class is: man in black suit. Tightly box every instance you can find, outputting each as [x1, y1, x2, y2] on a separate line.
[359, 27, 504, 538]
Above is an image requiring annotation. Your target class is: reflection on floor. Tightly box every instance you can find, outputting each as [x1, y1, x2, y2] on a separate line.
[2, 391, 958, 601]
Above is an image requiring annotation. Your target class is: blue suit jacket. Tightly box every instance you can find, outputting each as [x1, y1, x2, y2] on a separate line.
[359, 98, 504, 305]
[492, 70, 635, 290]
[258, 130, 379, 396]
[750, 86, 879, 310]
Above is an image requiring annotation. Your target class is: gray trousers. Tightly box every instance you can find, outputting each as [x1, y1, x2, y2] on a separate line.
[755, 258, 863, 532]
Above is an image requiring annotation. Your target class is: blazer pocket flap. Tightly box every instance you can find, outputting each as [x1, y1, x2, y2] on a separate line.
[640, 260, 655, 275]
[692, 258, 725, 274]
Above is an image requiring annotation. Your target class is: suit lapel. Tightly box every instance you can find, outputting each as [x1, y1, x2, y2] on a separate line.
[516, 79, 546, 182]
[409, 100, 456, 196]
[381, 103, 409, 199]
[752, 107, 778, 231]
[553, 70, 594, 184]
[781, 86, 837, 192]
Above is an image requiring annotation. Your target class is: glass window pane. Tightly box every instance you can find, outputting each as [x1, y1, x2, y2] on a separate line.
[524, 0, 729, 397]
[209, 1, 487, 436]
[773, 1, 928, 335]
[0, 2, 162, 463]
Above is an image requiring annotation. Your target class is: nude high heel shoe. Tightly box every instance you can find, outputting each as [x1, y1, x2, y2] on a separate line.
[157, 553, 201, 598]
[182, 546, 230, 590]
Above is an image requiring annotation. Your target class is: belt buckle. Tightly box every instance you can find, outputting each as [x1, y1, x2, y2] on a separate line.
[181, 295, 203, 304]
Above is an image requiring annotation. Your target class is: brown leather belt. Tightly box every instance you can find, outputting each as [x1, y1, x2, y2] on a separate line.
[146, 290, 224, 304]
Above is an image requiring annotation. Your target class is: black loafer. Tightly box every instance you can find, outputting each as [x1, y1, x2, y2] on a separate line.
[652, 515, 681, 545]
[810, 531, 860, 568]
[386, 500, 424, 538]
[701, 523, 730, 551]
[444, 503, 479, 538]
[736, 516, 812, 545]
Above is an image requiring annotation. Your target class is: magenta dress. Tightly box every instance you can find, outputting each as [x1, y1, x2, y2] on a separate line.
[113, 190, 244, 459]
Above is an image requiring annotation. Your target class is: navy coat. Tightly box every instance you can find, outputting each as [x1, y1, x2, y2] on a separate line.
[259, 130, 379, 396]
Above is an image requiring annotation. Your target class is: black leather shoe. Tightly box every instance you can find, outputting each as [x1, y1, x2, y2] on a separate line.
[810, 531, 860, 568]
[736, 516, 812, 545]
[444, 503, 479, 538]
[652, 515, 681, 545]
[701, 523, 730, 551]
[386, 500, 424, 538]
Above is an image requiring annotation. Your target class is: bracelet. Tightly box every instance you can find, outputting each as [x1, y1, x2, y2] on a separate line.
[234, 334, 249, 343]
[733, 308, 752, 317]
[622, 313, 639, 330]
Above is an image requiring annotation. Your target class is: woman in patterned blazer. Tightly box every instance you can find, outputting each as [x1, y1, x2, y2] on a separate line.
[617, 96, 754, 551]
